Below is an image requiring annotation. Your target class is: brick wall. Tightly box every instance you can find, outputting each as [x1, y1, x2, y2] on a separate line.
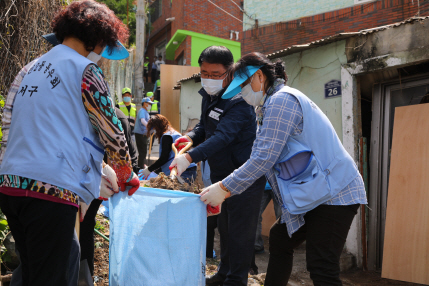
[182, 0, 242, 41]
[174, 36, 192, 65]
[147, 0, 242, 66]
[150, 0, 172, 33]
[242, 0, 427, 55]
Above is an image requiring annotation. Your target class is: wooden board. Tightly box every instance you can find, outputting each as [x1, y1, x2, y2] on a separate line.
[382, 104, 429, 284]
[261, 200, 277, 237]
[75, 211, 80, 239]
[160, 65, 200, 132]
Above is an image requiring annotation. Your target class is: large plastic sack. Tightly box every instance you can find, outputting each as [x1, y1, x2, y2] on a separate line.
[109, 187, 207, 286]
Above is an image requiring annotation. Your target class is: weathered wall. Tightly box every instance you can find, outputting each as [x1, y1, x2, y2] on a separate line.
[276, 41, 347, 139]
[180, 80, 203, 134]
[98, 49, 136, 105]
[345, 17, 429, 75]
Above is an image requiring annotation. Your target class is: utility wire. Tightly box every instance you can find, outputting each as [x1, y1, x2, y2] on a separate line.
[228, 0, 243, 11]
[207, 0, 243, 23]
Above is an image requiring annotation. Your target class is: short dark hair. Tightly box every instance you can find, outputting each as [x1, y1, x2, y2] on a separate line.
[233, 52, 288, 90]
[198, 46, 234, 69]
[52, 0, 129, 52]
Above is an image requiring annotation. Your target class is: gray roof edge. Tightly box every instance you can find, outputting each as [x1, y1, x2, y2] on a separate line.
[267, 16, 429, 59]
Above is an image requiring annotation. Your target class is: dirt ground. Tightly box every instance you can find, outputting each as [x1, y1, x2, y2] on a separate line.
[93, 214, 110, 286]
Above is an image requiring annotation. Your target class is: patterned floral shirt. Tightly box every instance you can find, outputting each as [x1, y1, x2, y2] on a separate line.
[0, 60, 132, 206]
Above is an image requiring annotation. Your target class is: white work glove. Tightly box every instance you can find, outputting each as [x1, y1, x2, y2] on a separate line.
[169, 154, 191, 176]
[99, 176, 115, 201]
[200, 182, 229, 207]
[101, 164, 119, 198]
[79, 201, 90, 222]
[140, 166, 151, 179]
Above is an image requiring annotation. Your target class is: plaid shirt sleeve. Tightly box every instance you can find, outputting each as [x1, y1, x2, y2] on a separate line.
[222, 91, 303, 196]
[0, 60, 37, 165]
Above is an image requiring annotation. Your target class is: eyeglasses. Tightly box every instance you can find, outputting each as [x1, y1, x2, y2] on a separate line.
[201, 70, 228, 79]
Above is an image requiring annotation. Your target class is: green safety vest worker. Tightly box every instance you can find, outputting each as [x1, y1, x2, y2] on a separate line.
[146, 92, 159, 113]
[144, 57, 149, 71]
[153, 79, 161, 93]
[118, 102, 136, 130]
[150, 100, 159, 113]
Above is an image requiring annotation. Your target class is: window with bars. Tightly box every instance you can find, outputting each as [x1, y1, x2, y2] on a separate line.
[150, 0, 162, 23]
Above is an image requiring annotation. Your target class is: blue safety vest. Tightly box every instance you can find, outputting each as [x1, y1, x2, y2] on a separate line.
[159, 131, 196, 175]
[0, 44, 105, 204]
[272, 86, 359, 214]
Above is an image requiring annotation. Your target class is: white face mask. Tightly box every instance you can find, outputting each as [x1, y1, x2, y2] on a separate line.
[146, 105, 151, 111]
[201, 78, 224, 96]
[87, 46, 106, 64]
[241, 76, 264, 107]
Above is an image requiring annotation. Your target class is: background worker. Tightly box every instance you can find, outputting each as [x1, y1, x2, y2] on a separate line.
[170, 46, 266, 286]
[155, 55, 165, 80]
[201, 52, 367, 286]
[143, 56, 149, 82]
[146, 91, 159, 116]
[151, 56, 158, 83]
[118, 87, 136, 132]
[134, 97, 153, 168]
[153, 78, 161, 94]
[140, 114, 197, 183]
[0, 1, 139, 285]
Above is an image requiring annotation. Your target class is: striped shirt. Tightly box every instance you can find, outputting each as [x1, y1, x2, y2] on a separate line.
[223, 84, 367, 236]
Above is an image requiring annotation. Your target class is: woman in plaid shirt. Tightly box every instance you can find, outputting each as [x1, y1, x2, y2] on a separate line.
[200, 53, 367, 286]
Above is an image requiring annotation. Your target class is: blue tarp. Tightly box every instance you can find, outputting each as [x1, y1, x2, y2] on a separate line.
[109, 187, 207, 286]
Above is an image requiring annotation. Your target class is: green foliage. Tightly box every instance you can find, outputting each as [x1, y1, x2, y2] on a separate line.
[95, 220, 105, 232]
[96, 0, 137, 45]
[94, 241, 104, 249]
[0, 208, 10, 266]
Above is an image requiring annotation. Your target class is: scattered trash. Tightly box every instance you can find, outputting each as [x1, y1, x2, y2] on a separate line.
[143, 172, 203, 193]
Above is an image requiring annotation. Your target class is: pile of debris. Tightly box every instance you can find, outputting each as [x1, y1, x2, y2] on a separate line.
[141, 172, 203, 194]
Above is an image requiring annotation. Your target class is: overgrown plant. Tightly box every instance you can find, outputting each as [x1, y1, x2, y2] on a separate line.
[0, 208, 10, 268]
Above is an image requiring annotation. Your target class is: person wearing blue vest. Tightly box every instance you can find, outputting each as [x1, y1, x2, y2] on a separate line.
[200, 52, 367, 286]
[0, 1, 140, 285]
[139, 114, 197, 183]
[134, 97, 153, 168]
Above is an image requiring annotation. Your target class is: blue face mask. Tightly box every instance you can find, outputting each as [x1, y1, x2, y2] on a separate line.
[123, 96, 131, 103]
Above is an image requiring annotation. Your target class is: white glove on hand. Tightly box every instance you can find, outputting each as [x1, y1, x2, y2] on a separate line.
[79, 201, 90, 222]
[100, 176, 115, 200]
[140, 167, 151, 179]
[169, 154, 191, 176]
[102, 164, 119, 195]
[200, 182, 229, 207]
